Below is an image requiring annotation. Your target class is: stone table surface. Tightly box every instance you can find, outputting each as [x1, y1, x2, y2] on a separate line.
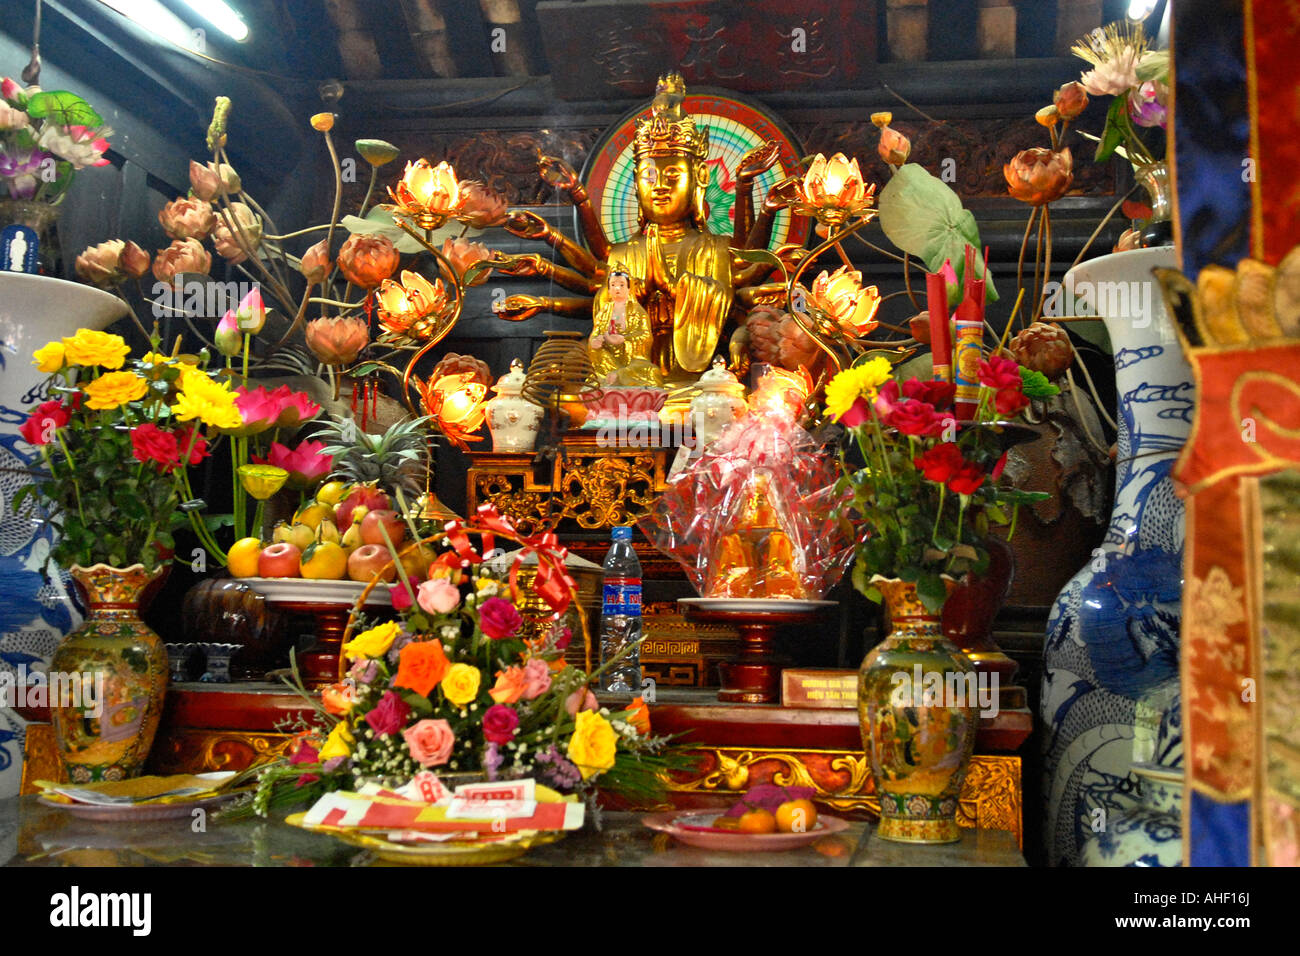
[0, 796, 1024, 867]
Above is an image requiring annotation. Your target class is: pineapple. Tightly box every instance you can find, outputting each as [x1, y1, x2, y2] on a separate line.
[316, 414, 430, 496]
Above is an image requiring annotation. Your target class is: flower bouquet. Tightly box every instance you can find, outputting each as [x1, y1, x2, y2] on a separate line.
[826, 350, 1054, 610]
[0, 77, 110, 202]
[235, 506, 684, 818]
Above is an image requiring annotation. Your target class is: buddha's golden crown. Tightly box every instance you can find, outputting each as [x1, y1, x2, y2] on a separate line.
[634, 72, 709, 162]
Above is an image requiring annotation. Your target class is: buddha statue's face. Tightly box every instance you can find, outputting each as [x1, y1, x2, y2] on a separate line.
[637, 155, 694, 225]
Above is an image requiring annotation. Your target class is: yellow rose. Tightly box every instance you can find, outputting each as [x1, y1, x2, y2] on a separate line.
[32, 341, 66, 373]
[318, 721, 354, 761]
[83, 371, 148, 410]
[61, 329, 131, 369]
[342, 620, 401, 661]
[567, 710, 618, 779]
[440, 662, 481, 707]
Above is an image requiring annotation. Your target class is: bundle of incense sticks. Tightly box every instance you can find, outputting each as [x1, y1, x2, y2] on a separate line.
[953, 245, 987, 421]
[926, 266, 953, 384]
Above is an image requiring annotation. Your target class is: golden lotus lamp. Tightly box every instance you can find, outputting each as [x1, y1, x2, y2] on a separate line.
[388, 158, 463, 232]
[424, 371, 488, 442]
[793, 152, 877, 232]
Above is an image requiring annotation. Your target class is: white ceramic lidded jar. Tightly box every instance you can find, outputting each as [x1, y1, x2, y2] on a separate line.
[689, 356, 747, 452]
[485, 358, 544, 452]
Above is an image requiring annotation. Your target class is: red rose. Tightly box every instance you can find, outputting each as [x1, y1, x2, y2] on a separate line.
[839, 396, 871, 428]
[482, 703, 520, 744]
[947, 461, 986, 496]
[873, 379, 901, 420]
[977, 355, 1022, 390]
[18, 400, 71, 446]
[885, 400, 947, 438]
[478, 596, 523, 640]
[902, 378, 956, 410]
[914, 442, 965, 483]
[364, 690, 411, 736]
[130, 422, 180, 470]
[994, 386, 1030, 417]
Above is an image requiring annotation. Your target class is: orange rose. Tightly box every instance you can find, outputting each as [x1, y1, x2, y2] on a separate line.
[393, 639, 450, 697]
[488, 665, 527, 705]
[625, 696, 651, 736]
[321, 682, 357, 716]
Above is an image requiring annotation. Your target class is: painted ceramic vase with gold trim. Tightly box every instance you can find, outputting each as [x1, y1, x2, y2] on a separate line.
[49, 564, 169, 782]
[858, 577, 977, 844]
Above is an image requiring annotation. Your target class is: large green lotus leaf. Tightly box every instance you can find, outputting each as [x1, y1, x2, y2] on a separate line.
[25, 91, 103, 129]
[878, 163, 998, 303]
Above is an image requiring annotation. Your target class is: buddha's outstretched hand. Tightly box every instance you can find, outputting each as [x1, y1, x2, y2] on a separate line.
[493, 294, 547, 321]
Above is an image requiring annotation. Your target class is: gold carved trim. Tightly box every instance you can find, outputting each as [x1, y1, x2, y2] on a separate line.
[670, 748, 1022, 847]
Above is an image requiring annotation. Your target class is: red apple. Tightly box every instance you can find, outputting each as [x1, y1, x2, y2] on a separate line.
[347, 543, 397, 584]
[360, 509, 407, 547]
[335, 486, 391, 533]
[258, 542, 302, 578]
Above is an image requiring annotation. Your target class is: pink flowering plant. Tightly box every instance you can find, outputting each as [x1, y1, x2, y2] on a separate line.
[0, 78, 110, 201]
[235, 514, 686, 818]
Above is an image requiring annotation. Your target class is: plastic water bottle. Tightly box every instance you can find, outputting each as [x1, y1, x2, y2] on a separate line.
[599, 526, 643, 694]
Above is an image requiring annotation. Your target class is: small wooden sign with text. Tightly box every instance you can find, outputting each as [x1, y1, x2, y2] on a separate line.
[781, 669, 858, 709]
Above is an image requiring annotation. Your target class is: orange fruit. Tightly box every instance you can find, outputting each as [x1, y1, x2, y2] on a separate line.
[315, 480, 351, 506]
[227, 537, 264, 578]
[295, 502, 334, 530]
[737, 808, 777, 834]
[775, 799, 818, 833]
[300, 541, 348, 580]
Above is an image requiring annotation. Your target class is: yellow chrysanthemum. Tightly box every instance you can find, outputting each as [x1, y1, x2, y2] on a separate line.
[172, 389, 243, 430]
[824, 356, 892, 421]
[566, 710, 618, 780]
[342, 620, 402, 661]
[83, 371, 149, 410]
[32, 341, 66, 373]
[318, 721, 354, 761]
[61, 329, 131, 370]
[440, 662, 481, 707]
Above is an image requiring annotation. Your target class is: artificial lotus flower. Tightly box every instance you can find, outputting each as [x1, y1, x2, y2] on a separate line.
[439, 236, 492, 286]
[1053, 81, 1089, 121]
[1004, 147, 1073, 206]
[456, 180, 508, 229]
[120, 240, 150, 279]
[305, 315, 369, 366]
[386, 158, 462, 228]
[234, 286, 266, 334]
[36, 123, 111, 169]
[795, 152, 874, 224]
[272, 387, 321, 429]
[238, 464, 289, 501]
[0, 147, 49, 199]
[211, 202, 262, 263]
[807, 266, 882, 337]
[74, 240, 128, 287]
[877, 125, 911, 167]
[152, 238, 212, 283]
[336, 233, 400, 289]
[188, 159, 241, 200]
[376, 269, 451, 338]
[229, 386, 284, 436]
[214, 309, 243, 357]
[1128, 80, 1168, 129]
[258, 439, 333, 489]
[158, 196, 216, 241]
[1072, 23, 1144, 97]
[298, 238, 331, 284]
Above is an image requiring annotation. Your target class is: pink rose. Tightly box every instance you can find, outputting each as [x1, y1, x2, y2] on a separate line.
[403, 718, 455, 767]
[390, 580, 418, 611]
[365, 690, 410, 736]
[482, 703, 519, 744]
[565, 688, 599, 716]
[417, 578, 460, 615]
[478, 596, 523, 640]
[521, 658, 552, 700]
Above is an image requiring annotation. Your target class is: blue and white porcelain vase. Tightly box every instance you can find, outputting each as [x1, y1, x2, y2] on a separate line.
[1078, 762, 1184, 867]
[0, 272, 127, 797]
[1040, 247, 1193, 867]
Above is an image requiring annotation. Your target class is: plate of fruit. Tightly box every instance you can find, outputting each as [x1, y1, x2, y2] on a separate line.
[642, 786, 849, 852]
[225, 479, 433, 606]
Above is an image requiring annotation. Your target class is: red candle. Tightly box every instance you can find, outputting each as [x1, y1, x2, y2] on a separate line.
[926, 266, 953, 382]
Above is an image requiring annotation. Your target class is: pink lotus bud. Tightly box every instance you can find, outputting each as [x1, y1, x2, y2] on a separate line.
[120, 240, 151, 279]
[214, 310, 243, 356]
[211, 202, 262, 263]
[188, 160, 240, 200]
[235, 286, 266, 334]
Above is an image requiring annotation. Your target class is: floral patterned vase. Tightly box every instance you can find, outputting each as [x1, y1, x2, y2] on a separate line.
[49, 565, 169, 782]
[0, 273, 127, 797]
[858, 577, 977, 844]
[1078, 763, 1183, 867]
[1041, 247, 1192, 866]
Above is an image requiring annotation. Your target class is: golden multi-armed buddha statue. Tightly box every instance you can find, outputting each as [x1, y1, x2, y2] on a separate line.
[491, 73, 790, 386]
